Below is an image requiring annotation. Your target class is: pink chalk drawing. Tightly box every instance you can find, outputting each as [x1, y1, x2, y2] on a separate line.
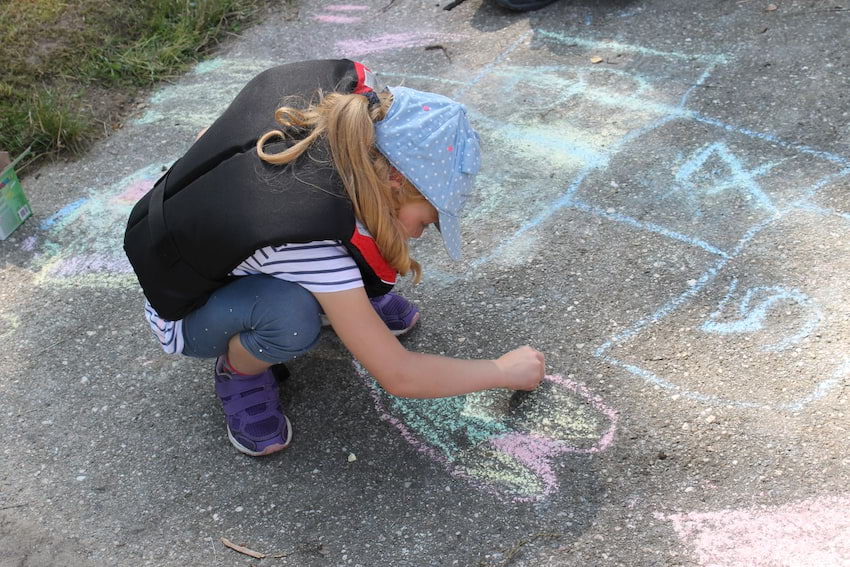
[337, 33, 463, 57]
[355, 362, 618, 501]
[110, 177, 157, 205]
[326, 4, 370, 10]
[313, 14, 363, 23]
[665, 495, 850, 566]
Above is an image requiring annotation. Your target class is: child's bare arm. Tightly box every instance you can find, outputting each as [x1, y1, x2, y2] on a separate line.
[314, 288, 544, 398]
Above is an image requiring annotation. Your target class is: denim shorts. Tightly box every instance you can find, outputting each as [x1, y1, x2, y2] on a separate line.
[181, 275, 322, 364]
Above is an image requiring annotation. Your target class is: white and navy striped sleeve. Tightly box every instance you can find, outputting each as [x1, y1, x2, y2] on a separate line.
[144, 300, 184, 355]
[230, 240, 364, 293]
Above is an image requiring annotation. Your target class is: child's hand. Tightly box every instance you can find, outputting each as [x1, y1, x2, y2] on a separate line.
[494, 346, 545, 391]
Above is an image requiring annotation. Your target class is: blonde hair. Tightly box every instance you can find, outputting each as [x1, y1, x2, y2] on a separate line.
[257, 91, 425, 283]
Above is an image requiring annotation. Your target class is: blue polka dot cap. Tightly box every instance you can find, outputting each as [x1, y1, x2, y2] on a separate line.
[375, 86, 481, 261]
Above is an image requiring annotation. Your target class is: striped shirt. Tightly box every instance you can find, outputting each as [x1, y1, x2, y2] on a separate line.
[144, 240, 364, 354]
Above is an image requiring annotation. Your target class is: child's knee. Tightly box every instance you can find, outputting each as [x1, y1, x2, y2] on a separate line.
[250, 284, 322, 359]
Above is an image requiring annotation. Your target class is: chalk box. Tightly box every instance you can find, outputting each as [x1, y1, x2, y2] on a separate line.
[0, 149, 33, 240]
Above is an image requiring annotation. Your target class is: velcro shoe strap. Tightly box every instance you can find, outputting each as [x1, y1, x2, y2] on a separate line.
[215, 369, 273, 397]
[221, 385, 279, 415]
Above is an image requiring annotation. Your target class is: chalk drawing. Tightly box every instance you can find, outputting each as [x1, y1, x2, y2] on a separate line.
[387, 33, 731, 273]
[383, 30, 850, 414]
[326, 4, 370, 10]
[534, 30, 727, 64]
[423, 31, 848, 280]
[134, 57, 279, 127]
[39, 198, 88, 230]
[355, 361, 617, 502]
[311, 4, 367, 23]
[21, 236, 38, 252]
[796, 199, 850, 226]
[664, 494, 850, 567]
[20, 21, 850, 502]
[699, 279, 822, 352]
[314, 14, 362, 23]
[27, 164, 167, 289]
[662, 141, 781, 218]
[337, 33, 467, 57]
[598, 208, 850, 410]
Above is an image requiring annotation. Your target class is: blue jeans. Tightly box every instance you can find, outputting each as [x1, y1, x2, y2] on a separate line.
[181, 275, 322, 364]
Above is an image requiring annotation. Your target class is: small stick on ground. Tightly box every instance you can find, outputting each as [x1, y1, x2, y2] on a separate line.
[443, 0, 469, 10]
[220, 537, 266, 559]
[425, 44, 452, 62]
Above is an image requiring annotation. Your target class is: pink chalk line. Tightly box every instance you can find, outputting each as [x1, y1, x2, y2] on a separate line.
[337, 33, 464, 57]
[355, 361, 618, 502]
[313, 14, 363, 23]
[326, 4, 370, 10]
[111, 177, 156, 205]
[489, 373, 619, 500]
[663, 494, 850, 566]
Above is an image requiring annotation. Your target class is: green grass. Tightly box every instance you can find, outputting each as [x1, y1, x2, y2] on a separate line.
[0, 0, 282, 161]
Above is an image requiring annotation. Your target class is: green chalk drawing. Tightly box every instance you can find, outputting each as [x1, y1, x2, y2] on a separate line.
[134, 58, 280, 127]
[358, 362, 618, 502]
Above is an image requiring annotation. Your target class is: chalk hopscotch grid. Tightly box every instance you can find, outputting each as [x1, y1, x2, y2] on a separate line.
[529, 35, 850, 410]
[22, 23, 850, 499]
[386, 31, 850, 411]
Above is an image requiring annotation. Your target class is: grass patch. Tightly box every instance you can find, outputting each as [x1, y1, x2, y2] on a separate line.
[0, 0, 285, 161]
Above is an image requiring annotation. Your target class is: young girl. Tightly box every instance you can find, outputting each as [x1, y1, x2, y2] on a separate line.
[124, 59, 544, 456]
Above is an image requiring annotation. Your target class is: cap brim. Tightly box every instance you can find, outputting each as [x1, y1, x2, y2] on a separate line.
[435, 211, 462, 261]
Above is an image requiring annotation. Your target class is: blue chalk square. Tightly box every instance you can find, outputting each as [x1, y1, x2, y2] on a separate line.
[568, 117, 847, 256]
[599, 209, 850, 411]
[523, 30, 726, 108]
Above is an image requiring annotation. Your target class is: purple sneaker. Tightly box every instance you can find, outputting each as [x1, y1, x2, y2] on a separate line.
[214, 356, 292, 456]
[320, 292, 420, 336]
[370, 293, 420, 336]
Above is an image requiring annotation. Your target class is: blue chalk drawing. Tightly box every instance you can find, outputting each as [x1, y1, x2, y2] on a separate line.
[28, 164, 169, 288]
[19, 23, 850, 508]
[383, 31, 849, 414]
[39, 198, 89, 230]
[451, 31, 531, 100]
[595, 218, 772, 358]
[662, 142, 781, 218]
[535, 31, 726, 63]
[692, 114, 849, 168]
[794, 197, 850, 224]
[699, 279, 822, 352]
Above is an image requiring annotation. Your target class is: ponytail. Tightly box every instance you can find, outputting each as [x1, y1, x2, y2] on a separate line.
[257, 91, 423, 283]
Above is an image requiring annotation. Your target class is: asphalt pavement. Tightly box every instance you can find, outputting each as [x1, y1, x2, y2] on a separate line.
[1, 0, 849, 565]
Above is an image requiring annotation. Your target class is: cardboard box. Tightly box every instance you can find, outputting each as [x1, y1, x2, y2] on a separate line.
[0, 148, 33, 240]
